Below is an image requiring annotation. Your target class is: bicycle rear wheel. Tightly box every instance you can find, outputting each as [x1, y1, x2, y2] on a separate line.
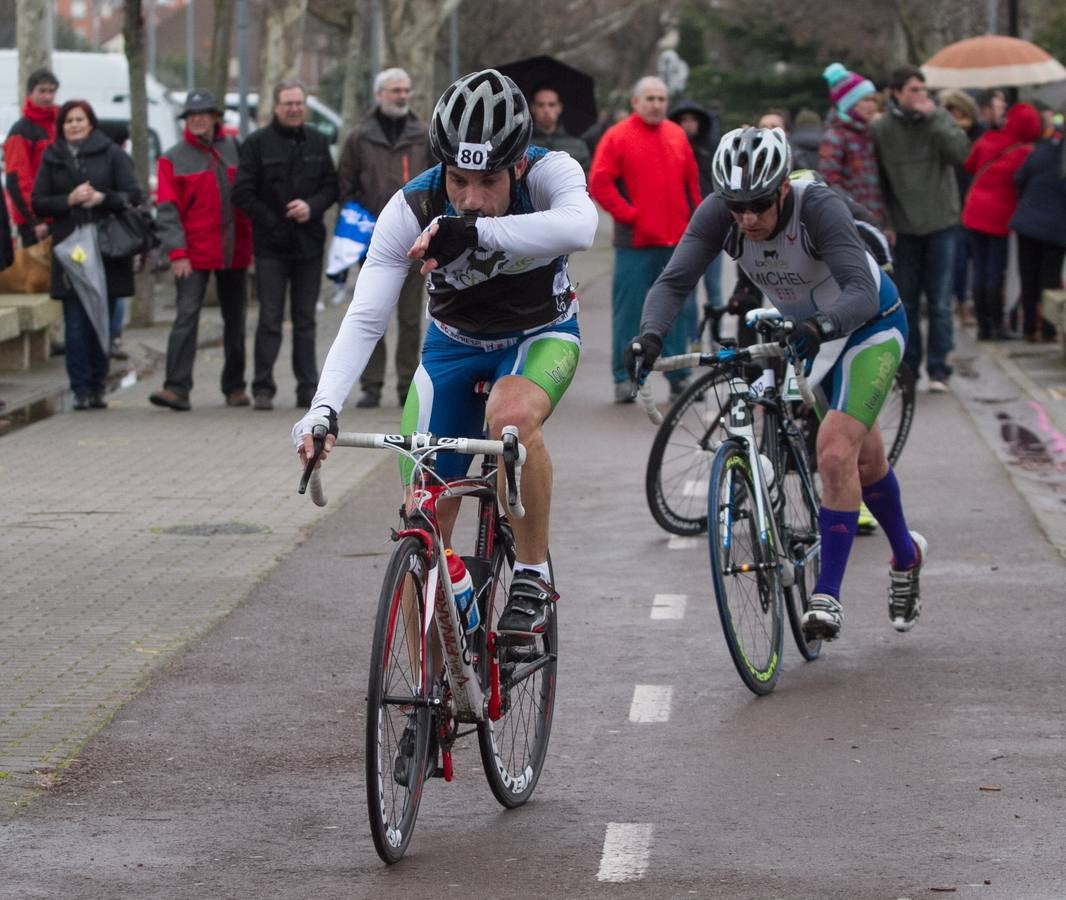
[645, 368, 729, 536]
[708, 443, 785, 695]
[881, 363, 916, 467]
[476, 530, 557, 807]
[776, 430, 823, 661]
[366, 536, 432, 864]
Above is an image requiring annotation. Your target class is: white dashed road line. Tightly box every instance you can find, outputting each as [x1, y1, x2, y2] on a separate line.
[628, 684, 672, 723]
[597, 822, 655, 883]
[650, 593, 687, 620]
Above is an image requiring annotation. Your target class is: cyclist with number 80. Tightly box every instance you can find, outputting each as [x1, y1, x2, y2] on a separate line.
[629, 126, 927, 642]
[293, 69, 597, 636]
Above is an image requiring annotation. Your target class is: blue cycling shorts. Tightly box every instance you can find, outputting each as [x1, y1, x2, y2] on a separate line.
[399, 316, 582, 480]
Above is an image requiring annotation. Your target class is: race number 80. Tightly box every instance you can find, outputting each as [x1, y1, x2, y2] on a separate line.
[457, 141, 492, 170]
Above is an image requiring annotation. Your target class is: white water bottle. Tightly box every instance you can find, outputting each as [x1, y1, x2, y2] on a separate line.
[758, 453, 775, 489]
[445, 549, 479, 633]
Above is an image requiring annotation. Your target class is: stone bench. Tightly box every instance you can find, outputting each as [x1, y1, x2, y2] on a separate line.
[0, 293, 60, 372]
[1043, 288, 1066, 361]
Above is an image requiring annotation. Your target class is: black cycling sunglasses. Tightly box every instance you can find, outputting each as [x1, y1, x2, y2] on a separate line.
[724, 195, 777, 215]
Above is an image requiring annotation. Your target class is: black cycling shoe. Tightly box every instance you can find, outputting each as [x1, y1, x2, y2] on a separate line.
[496, 569, 558, 639]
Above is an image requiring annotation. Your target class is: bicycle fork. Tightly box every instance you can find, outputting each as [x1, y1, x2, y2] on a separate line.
[722, 378, 794, 590]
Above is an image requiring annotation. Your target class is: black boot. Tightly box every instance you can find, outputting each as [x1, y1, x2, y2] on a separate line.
[988, 284, 1014, 341]
[973, 286, 991, 340]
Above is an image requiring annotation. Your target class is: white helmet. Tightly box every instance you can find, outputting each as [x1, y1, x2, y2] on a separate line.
[712, 127, 792, 202]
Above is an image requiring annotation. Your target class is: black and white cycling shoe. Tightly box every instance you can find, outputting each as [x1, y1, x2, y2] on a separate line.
[801, 593, 843, 642]
[496, 569, 558, 639]
[889, 531, 927, 632]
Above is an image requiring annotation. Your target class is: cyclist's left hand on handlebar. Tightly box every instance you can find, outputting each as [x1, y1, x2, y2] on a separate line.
[624, 332, 663, 383]
[292, 405, 339, 465]
[785, 313, 835, 374]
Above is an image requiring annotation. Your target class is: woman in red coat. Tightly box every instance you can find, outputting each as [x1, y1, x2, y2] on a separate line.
[960, 102, 1041, 339]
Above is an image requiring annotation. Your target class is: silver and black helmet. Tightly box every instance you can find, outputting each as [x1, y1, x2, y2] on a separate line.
[712, 126, 792, 202]
[429, 69, 532, 173]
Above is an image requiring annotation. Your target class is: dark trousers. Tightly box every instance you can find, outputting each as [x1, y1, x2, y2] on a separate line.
[360, 263, 424, 396]
[1016, 234, 1066, 338]
[164, 268, 248, 398]
[893, 228, 956, 380]
[252, 254, 322, 398]
[63, 296, 111, 396]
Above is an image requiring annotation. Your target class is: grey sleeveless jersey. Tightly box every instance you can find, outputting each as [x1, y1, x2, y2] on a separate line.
[641, 180, 882, 340]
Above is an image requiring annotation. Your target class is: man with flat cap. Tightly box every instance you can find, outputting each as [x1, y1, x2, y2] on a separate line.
[150, 89, 254, 411]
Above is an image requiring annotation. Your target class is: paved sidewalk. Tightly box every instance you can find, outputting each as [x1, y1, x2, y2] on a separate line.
[0, 295, 405, 815]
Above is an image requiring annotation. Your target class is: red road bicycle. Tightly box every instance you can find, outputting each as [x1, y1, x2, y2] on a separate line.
[300, 415, 557, 864]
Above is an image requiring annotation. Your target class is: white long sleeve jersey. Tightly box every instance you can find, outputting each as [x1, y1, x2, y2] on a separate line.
[310, 147, 597, 414]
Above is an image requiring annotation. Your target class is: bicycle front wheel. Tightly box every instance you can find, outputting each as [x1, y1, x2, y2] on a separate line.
[776, 431, 823, 662]
[708, 443, 785, 695]
[477, 533, 557, 808]
[366, 536, 432, 864]
[645, 368, 730, 536]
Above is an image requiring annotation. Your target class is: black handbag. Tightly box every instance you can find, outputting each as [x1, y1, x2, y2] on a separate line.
[98, 206, 160, 259]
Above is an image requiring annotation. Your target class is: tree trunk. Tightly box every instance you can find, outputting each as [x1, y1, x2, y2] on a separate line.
[384, 0, 461, 120]
[15, 0, 51, 94]
[339, 0, 368, 137]
[124, 0, 155, 326]
[209, 0, 236, 104]
[259, 0, 308, 125]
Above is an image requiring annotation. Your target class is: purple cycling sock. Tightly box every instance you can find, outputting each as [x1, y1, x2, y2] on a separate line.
[861, 468, 917, 569]
[813, 507, 858, 600]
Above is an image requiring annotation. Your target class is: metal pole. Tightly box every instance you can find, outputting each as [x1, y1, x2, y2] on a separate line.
[449, 9, 458, 82]
[186, 0, 196, 91]
[986, 0, 996, 33]
[237, 0, 250, 137]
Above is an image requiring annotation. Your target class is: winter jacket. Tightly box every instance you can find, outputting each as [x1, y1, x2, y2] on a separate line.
[588, 113, 700, 248]
[31, 129, 144, 301]
[156, 125, 252, 270]
[819, 109, 885, 226]
[531, 123, 591, 173]
[961, 104, 1042, 236]
[873, 100, 971, 234]
[790, 121, 823, 172]
[668, 99, 718, 197]
[4, 98, 57, 227]
[337, 110, 432, 217]
[1010, 137, 1066, 247]
[231, 118, 338, 260]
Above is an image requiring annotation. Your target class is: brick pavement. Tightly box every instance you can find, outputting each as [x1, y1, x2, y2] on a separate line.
[0, 298, 405, 815]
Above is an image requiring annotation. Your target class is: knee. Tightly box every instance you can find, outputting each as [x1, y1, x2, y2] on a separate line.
[816, 442, 855, 490]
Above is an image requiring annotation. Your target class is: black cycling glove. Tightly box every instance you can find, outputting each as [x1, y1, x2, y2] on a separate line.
[623, 332, 664, 383]
[787, 313, 836, 373]
[424, 216, 479, 268]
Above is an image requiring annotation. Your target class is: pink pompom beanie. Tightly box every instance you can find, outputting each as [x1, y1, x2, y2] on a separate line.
[823, 62, 876, 121]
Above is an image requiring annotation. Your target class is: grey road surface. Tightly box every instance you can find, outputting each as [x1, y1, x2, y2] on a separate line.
[2, 243, 1064, 900]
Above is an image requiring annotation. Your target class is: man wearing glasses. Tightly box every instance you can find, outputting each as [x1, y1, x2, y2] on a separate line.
[630, 126, 926, 644]
[233, 79, 338, 411]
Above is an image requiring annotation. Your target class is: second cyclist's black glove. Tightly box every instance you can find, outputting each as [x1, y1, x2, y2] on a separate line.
[786, 313, 836, 374]
[623, 332, 663, 383]
[425, 216, 479, 268]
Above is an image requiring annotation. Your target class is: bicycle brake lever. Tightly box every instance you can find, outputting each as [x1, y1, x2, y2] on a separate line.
[500, 426, 525, 519]
[298, 427, 326, 495]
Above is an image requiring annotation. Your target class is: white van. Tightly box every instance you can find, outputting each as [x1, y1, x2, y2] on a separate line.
[0, 50, 181, 166]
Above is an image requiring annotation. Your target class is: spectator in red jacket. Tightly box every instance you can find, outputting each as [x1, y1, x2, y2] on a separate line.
[960, 102, 1041, 340]
[4, 68, 58, 247]
[588, 76, 700, 402]
[149, 90, 253, 411]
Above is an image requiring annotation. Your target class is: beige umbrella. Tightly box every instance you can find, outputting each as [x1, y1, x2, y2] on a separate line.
[922, 34, 1066, 88]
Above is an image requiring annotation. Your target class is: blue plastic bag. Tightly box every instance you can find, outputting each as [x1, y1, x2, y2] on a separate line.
[325, 201, 376, 277]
